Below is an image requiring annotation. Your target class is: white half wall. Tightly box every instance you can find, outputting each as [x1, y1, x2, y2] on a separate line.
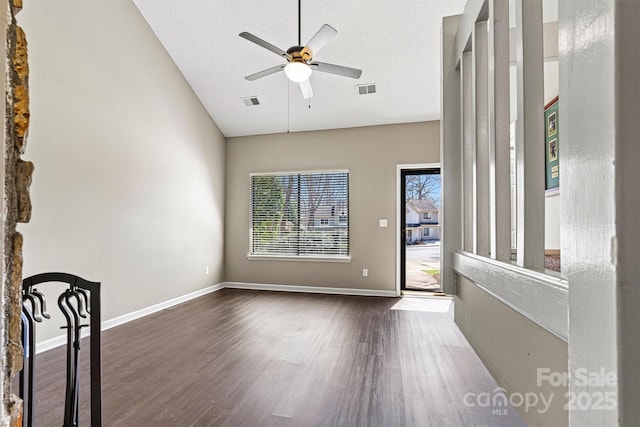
[17, 0, 226, 342]
[455, 276, 568, 427]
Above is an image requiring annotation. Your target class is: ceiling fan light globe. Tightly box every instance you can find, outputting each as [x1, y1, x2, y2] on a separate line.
[284, 62, 312, 83]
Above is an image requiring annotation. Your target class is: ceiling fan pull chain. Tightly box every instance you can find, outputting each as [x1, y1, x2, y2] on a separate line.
[287, 80, 291, 133]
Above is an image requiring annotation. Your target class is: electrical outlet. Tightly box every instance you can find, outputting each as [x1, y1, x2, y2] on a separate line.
[362, 268, 368, 277]
[379, 219, 388, 228]
[205, 266, 209, 275]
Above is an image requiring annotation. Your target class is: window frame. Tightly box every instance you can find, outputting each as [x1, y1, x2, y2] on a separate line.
[247, 170, 351, 263]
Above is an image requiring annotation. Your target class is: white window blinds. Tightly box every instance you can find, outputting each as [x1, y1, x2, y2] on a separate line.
[250, 171, 349, 257]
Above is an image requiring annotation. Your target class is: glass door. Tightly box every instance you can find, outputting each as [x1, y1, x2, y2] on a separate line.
[400, 168, 442, 292]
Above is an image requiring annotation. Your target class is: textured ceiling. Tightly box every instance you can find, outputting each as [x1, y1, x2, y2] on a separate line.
[133, 0, 467, 137]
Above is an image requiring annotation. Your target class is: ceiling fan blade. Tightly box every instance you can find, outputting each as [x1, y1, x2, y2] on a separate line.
[299, 79, 314, 99]
[239, 32, 288, 58]
[309, 62, 362, 79]
[305, 24, 337, 56]
[245, 64, 286, 81]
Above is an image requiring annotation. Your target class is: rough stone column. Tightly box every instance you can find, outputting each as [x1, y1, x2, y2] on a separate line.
[2, 0, 33, 425]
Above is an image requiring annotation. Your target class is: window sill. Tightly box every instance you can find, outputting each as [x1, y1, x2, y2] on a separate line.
[247, 254, 352, 263]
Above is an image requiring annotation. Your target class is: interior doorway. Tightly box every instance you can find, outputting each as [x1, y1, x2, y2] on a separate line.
[399, 166, 442, 292]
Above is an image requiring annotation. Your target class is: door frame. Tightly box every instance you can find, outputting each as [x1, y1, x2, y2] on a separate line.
[396, 163, 441, 296]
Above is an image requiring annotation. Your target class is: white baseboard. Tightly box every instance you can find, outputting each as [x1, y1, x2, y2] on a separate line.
[35, 335, 69, 355]
[100, 282, 225, 331]
[35, 281, 396, 354]
[223, 281, 398, 297]
[35, 282, 225, 354]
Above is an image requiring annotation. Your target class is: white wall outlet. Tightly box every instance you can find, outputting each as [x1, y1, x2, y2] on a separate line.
[205, 266, 209, 275]
[379, 219, 388, 228]
[362, 268, 368, 277]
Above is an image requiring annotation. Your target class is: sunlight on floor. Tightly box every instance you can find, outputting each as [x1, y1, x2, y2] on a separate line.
[390, 297, 452, 313]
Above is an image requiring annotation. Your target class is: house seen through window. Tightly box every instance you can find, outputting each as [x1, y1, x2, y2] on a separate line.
[250, 171, 349, 257]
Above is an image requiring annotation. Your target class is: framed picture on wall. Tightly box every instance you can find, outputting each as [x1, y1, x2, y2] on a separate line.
[547, 111, 557, 138]
[548, 138, 558, 162]
[544, 97, 559, 190]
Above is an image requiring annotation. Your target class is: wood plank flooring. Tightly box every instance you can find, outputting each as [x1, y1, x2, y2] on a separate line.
[27, 289, 525, 426]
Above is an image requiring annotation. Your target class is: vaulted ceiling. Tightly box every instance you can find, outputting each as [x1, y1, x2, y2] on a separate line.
[132, 0, 467, 137]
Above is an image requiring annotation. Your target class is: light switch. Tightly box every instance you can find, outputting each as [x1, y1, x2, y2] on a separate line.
[379, 219, 388, 228]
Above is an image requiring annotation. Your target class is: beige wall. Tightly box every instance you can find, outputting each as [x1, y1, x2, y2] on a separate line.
[226, 122, 439, 292]
[18, 0, 225, 342]
[455, 276, 568, 427]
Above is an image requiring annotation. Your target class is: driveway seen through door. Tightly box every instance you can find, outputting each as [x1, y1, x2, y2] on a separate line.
[405, 242, 441, 291]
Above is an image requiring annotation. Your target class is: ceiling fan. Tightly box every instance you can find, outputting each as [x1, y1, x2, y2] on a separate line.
[239, 1, 362, 99]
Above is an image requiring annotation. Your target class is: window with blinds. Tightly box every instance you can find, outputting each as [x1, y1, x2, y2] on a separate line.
[250, 171, 349, 258]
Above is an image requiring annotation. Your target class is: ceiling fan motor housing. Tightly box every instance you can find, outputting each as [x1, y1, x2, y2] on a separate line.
[287, 45, 313, 63]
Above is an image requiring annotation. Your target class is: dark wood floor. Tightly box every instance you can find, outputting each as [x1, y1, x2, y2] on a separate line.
[27, 289, 525, 426]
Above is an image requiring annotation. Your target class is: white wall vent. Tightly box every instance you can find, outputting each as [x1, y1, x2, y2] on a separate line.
[357, 83, 377, 95]
[241, 96, 260, 106]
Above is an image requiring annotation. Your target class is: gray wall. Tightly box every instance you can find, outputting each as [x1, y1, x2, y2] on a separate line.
[455, 276, 568, 427]
[18, 0, 226, 342]
[226, 122, 439, 292]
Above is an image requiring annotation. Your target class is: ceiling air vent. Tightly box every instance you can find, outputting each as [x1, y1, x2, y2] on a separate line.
[357, 83, 377, 95]
[241, 96, 260, 106]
